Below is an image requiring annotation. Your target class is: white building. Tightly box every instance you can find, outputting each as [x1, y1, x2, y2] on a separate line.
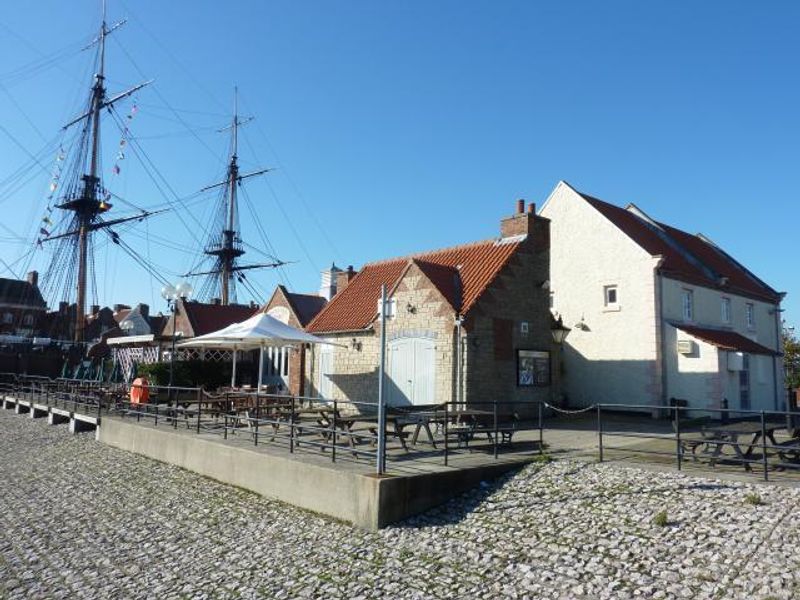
[541, 181, 785, 413]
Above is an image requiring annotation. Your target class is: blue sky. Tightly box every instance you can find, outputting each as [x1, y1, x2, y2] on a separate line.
[0, 1, 797, 328]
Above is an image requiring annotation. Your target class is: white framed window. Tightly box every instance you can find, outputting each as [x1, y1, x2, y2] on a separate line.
[681, 289, 694, 322]
[603, 285, 618, 307]
[746, 303, 755, 329]
[549, 292, 554, 310]
[721, 297, 731, 324]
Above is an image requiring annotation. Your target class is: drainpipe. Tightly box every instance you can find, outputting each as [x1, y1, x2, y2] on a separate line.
[655, 258, 669, 416]
[455, 315, 464, 408]
[773, 296, 785, 411]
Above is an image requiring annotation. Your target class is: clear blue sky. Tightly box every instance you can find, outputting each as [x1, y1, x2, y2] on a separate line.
[0, 1, 797, 329]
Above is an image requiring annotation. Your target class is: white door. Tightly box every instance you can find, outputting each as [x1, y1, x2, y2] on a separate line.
[388, 337, 436, 406]
[318, 344, 334, 399]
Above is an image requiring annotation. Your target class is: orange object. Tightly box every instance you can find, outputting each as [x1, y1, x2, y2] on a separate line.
[130, 377, 150, 405]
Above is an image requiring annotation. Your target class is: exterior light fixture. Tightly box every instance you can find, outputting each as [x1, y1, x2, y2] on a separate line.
[551, 316, 571, 344]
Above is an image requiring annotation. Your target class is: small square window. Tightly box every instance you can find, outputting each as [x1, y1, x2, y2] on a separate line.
[604, 285, 618, 306]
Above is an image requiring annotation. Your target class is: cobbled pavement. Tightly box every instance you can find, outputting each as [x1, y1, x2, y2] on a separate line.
[1, 409, 799, 599]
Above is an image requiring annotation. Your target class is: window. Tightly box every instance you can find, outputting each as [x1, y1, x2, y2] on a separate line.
[604, 285, 618, 307]
[549, 292, 554, 310]
[746, 303, 755, 329]
[681, 289, 694, 321]
[22, 314, 34, 327]
[739, 354, 750, 410]
[517, 350, 550, 386]
[721, 298, 731, 324]
[2, 312, 12, 324]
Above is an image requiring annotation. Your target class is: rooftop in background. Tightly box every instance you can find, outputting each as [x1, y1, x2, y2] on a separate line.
[0, 273, 46, 309]
[564, 182, 781, 304]
[167, 300, 259, 338]
[279, 287, 328, 327]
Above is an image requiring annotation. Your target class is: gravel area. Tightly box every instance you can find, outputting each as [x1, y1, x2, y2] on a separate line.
[1, 408, 799, 599]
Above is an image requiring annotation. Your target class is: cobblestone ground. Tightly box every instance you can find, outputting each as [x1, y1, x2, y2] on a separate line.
[1, 409, 799, 599]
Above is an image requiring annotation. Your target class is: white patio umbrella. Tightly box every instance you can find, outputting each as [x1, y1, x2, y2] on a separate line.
[177, 312, 338, 388]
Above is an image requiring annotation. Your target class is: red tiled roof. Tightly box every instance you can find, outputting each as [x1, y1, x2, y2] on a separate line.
[676, 324, 778, 356]
[573, 187, 780, 303]
[307, 238, 523, 333]
[183, 302, 257, 337]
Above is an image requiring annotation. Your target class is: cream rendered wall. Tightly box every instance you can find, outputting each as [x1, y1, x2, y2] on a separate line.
[540, 182, 663, 408]
[665, 324, 722, 407]
[660, 277, 781, 411]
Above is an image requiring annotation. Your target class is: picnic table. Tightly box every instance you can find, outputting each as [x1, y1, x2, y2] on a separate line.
[704, 420, 782, 471]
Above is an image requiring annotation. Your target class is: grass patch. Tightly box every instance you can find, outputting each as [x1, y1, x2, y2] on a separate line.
[744, 492, 764, 506]
[652, 510, 669, 527]
[532, 453, 553, 464]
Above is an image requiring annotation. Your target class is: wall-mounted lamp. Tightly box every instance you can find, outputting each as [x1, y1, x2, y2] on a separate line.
[551, 316, 571, 344]
[574, 316, 589, 331]
[350, 338, 362, 351]
[406, 303, 416, 314]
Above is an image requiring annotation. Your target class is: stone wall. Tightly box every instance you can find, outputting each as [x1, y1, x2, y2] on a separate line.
[462, 232, 552, 417]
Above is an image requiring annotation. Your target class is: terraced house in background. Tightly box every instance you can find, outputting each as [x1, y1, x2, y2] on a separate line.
[542, 181, 785, 412]
[305, 202, 554, 414]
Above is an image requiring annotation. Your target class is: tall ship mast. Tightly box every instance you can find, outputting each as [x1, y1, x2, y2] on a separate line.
[184, 88, 284, 304]
[40, 2, 156, 341]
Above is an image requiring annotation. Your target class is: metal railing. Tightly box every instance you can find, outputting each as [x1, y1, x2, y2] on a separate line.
[591, 402, 800, 481]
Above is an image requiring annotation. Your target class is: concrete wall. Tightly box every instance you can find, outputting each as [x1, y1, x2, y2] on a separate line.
[541, 182, 663, 408]
[97, 416, 525, 529]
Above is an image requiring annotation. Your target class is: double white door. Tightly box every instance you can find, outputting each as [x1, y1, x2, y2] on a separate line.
[387, 337, 436, 406]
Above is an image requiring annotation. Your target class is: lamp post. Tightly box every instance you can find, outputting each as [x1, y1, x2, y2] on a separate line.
[551, 316, 571, 406]
[161, 281, 194, 388]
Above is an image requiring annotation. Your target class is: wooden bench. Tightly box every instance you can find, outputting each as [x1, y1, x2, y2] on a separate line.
[672, 416, 722, 461]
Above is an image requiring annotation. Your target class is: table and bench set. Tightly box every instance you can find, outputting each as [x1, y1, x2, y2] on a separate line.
[673, 416, 800, 471]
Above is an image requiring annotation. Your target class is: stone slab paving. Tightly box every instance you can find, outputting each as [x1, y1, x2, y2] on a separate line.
[1, 409, 798, 599]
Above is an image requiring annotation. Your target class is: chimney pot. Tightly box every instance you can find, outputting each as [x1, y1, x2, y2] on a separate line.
[528, 202, 536, 214]
[516, 199, 525, 214]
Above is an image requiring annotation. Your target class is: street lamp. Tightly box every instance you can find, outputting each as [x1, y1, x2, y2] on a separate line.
[161, 281, 194, 387]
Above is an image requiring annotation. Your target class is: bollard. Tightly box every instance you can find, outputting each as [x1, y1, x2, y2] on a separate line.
[597, 404, 604, 463]
[493, 401, 498, 459]
[675, 405, 682, 471]
[444, 402, 449, 466]
[331, 399, 337, 463]
[761, 411, 768, 482]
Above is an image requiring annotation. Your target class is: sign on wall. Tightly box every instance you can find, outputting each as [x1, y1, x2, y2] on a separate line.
[517, 349, 550, 386]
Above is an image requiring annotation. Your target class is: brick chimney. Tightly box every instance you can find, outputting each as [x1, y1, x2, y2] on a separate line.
[26, 270, 38, 288]
[500, 199, 550, 250]
[335, 265, 357, 296]
[139, 303, 149, 319]
[90, 304, 100, 316]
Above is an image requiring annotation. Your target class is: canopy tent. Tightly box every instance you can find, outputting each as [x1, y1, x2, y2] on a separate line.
[177, 312, 336, 388]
